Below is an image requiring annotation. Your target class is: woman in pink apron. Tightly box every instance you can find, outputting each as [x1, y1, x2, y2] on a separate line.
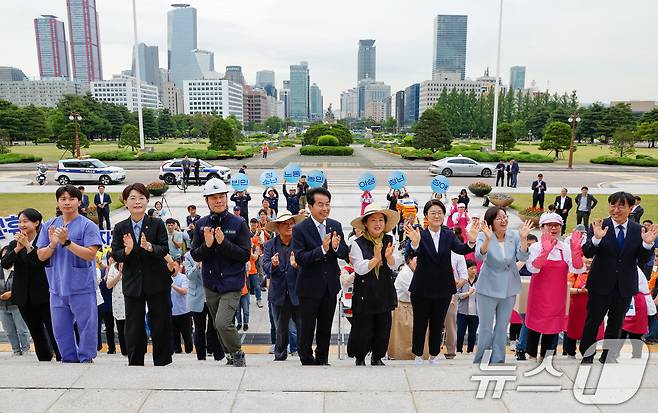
[446, 196, 459, 229]
[451, 204, 470, 242]
[564, 259, 605, 357]
[360, 190, 373, 215]
[621, 268, 651, 358]
[524, 212, 586, 360]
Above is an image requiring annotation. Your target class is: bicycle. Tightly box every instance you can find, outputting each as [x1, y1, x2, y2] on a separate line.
[175, 171, 188, 193]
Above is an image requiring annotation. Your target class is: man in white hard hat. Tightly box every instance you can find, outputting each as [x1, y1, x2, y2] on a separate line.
[190, 178, 251, 367]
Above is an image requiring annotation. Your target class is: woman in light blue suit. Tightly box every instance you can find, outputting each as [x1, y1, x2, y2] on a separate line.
[184, 251, 224, 361]
[473, 207, 533, 364]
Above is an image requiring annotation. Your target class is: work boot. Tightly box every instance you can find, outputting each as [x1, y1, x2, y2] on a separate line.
[233, 350, 246, 367]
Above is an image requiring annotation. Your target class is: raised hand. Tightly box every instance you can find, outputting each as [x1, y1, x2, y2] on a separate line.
[467, 220, 479, 243]
[373, 242, 383, 261]
[203, 227, 214, 247]
[404, 222, 421, 245]
[214, 227, 225, 245]
[480, 220, 493, 240]
[290, 251, 297, 269]
[331, 231, 341, 250]
[641, 224, 658, 244]
[570, 230, 584, 268]
[54, 227, 68, 245]
[570, 229, 583, 250]
[140, 233, 152, 252]
[519, 219, 534, 239]
[540, 232, 557, 255]
[271, 252, 280, 267]
[591, 219, 608, 240]
[14, 232, 27, 251]
[48, 226, 57, 246]
[123, 233, 134, 253]
[384, 242, 395, 259]
[322, 233, 331, 252]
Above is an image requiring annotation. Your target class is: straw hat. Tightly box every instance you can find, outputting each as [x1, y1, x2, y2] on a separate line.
[265, 210, 306, 233]
[350, 203, 400, 234]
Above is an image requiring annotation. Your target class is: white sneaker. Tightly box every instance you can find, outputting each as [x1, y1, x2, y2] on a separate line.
[510, 340, 517, 351]
[414, 356, 424, 365]
[429, 356, 440, 365]
[269, 344, 275, 354]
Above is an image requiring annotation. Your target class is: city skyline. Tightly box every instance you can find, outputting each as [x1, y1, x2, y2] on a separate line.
[3, 0, 658, 109]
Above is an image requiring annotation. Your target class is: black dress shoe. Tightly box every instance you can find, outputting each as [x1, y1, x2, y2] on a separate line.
[315, 359, 330, 366]
[516, 351, 526, 361]
[581, 356, 594, 364]
[355, 358, 366, 366]
[371, 358, 385, 366]
[107, 349, 116, 355]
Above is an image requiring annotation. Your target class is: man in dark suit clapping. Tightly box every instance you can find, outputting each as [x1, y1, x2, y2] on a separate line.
[292, 187, 348, 365]
[94, 184, 112, 229]
[580, 192, 656, 364]
[111, 183, 173, 366]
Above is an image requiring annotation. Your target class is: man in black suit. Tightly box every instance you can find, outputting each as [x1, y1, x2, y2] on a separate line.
[575, 186, 598, 228]
[553, 188, 573, 235]
[78, 186, 90, 216]
[94, 184, 112, 230]
[292, 187, 348, 365]
[629, 196, 644, 223]
[111, 183, 173, 366]
[531, 174, 547, 209]
[580, 192, 656, 364]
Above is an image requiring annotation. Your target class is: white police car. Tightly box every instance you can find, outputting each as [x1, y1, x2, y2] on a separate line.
[55, 158, 126, 185]
[159, 159, 231, 185]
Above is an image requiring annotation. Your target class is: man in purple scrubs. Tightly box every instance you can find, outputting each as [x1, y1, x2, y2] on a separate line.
[37, 185, 102, 363]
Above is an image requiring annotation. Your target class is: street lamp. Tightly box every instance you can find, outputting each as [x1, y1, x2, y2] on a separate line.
[567, 112, 581, 169]
[68, 112, 82, 159]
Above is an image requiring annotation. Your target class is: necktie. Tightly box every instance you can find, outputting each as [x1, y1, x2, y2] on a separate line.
[318, 223, 325, 241]
[133, 223, 141, 240]
[616, 225, 625, 250]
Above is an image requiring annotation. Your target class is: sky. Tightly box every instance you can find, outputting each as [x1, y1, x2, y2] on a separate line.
[3, 0, 658, 108]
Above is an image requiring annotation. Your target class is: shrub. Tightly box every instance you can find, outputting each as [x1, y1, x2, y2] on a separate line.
[0, 153, 43, 164]
[91, 151, 137, 161]
[137, 147, 255, 161]
[468, 182, 492, 197]
[590, 155, 658, 167]
[317, 135, 340, 146]
[299, 146, 354, 156]
[431, 150, 553, 163]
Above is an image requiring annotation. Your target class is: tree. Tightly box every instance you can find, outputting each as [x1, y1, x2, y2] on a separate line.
[141, 108, 159, 139]
[0, 100, 21, 140]
[0, 129, 10, 154]
[636, 120, 658, 148]
[526, 109, 550, 139]
[119, 124, 140, 151]
[576, 102, 608, 143]
[304, 122, 353, 146]
[382, 117, 396, 132]
[157, 109, 176, 137]
[539, 121, 571, 159]
[264, 116, 283, 134]
[56, 122, 89, 157]
[412, 108, 453, 151]
[224, 115, 243, 141]
[19, 105, 49, 144]
[611, 127, 638, 157]
[208, 118, 236, 151]
[496, 122, 516, 152]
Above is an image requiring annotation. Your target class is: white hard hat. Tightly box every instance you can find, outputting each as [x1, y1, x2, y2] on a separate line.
[203, 178, 229, 196]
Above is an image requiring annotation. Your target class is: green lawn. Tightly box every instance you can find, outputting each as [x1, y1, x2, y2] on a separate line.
[9, 139, 253, 162]
[0, 193, 122, 219]
[514, 143, 657, 165]
[508, 193, 657, 231]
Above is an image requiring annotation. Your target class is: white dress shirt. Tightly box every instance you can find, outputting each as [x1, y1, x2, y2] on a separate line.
[591, 219, 654, 250]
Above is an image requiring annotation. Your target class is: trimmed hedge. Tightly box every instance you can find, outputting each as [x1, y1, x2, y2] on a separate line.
[317, 135, 340, 147]
[138, 147, 255, 161]
[91, 151, 139, 161]
[0, 153, 43, 164]
[299, 146, 354, 156]
[590, 155, 658, 167]
[399, 148, 553, 163]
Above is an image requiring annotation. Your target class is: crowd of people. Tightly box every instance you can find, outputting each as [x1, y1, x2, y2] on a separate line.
[0, 174, 656, 370]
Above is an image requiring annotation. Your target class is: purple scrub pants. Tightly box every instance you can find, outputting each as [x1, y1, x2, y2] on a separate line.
[50, 292, 98, 362]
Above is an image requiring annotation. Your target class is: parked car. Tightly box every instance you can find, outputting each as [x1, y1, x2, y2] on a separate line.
[159, 159, 231, 184]
[428, 155, 494, 177]
[55, 158, 126, 185]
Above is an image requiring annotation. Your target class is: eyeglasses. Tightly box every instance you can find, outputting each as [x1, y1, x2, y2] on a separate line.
[427, 211, 444, 217]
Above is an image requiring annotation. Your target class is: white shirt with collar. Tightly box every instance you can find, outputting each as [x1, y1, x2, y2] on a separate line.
[592, 218, 653, 250]
[310, 215, 334, 254]
[559, 196, 567, 209]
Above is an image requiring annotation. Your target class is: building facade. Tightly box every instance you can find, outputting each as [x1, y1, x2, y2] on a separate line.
[224, 66, 245, 86]
[340, 88, 359, 119]
[131, 43, 160, 87]
[90, 74, 160, 112]
[243, 85, 271, 125]
[509, 66, 526, 91]
[310, 83, 323, 121]
[404, 83, 420, 126]
[0, 67, 28, 82]
[395, 90, 405, 128]
[161, 81, 184, 115]
[419, 72, 485, 116]
[357, 79, 391, 119]
[289, 62, 310, 121]
[34, 15, 70, 80]
[433, 14, 467, 80]
[167, 4, 202, 88]
[183, 79, 243, 121]
[0, 79, 84, 107]
[67, 0, 103, 83]
[358, 39, 376, 82]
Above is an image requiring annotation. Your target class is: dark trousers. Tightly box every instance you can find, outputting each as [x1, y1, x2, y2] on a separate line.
[525, 329, 556, 358]
[97, 309, 116, 351]
[183, 168, 191, 183]
[620, 330, 644, 358]
[191, 305, 224, 360]
[411, 294, 451, 357]
[509, 323, 521, 341]
[172, 312, 193, 354]
[576, 211, 591, 228]
[456, 313, 479, 353]
[579, 290, 631, 360]
[124, 290, 173, 366]
[97, 210, 111, 230]
[506, 173, 512, 187]
[18, 302, 61, 361]
[348, 311, 392, 361]
[496, 173, 504, 186]
[532, 193, 545, 209]
[563, 335, 577, 356]
[115, 318, 127, 356]
[194, 171, 200, 186]
[558, 213, 569, 235]
[298, 291, 336, 365]
[274, 296, 300, 361]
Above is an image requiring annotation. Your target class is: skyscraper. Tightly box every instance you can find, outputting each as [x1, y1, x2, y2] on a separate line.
[167, 4, 202, 88]
[395, 90, 405, 128]
[357, 78, 390, 119]
[193, 49, 215, 73]
[358, 39, 376, 82]
[433, 15, 467, 80]
[224, 66, 245, 86]
[310, 83, 323, 121]
[67, 0, 103, 83]
[289, 62, 310, 121]
[510, 66, 526, 91]
[34, 15, 70, 80]
[404, 83, 420, 126]
[256, 70, 277, 97]
[131, 43, 160, 86]
[0, 67, 28, 82]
